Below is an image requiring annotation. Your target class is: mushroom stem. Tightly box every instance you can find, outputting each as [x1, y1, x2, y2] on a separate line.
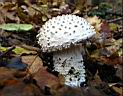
[53, 45, 85, 87]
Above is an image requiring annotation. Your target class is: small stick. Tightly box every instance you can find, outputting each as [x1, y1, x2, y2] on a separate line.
[107, 17, 123, 23]
[0, 46, 15, 57]
[19, 44, 41, 52]
[106, 11, 123, 17]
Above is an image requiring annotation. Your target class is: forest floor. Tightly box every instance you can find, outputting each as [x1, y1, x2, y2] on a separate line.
[0, 1, 123, 96]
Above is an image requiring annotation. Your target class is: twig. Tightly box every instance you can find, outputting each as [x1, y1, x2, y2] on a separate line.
[107, 17, 123, 23]
[11, 34, 28, 41]
[28, 54, 38, 68]
[0, 46, 15, 57]
[19, 44, 41, 52]
[106, 11, 123, 17]
[29, 5, 50, 18]
[19, 44, 43, 59]
[7, 34, 41, 52]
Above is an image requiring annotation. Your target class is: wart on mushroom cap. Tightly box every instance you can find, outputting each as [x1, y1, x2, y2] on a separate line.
[37, 15, 95, 52]
[37, 14, 96, 87]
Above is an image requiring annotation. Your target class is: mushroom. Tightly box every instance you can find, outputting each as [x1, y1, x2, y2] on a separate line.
[37, 14, 96, 87]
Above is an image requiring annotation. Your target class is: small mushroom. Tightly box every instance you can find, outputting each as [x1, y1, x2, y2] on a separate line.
[37, 15, 96, 87]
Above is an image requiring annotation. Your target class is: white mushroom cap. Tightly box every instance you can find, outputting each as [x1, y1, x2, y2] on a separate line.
[37, 14, 96, 52]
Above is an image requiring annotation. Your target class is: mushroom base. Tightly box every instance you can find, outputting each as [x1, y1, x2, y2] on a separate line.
[53, 46, 86, 87]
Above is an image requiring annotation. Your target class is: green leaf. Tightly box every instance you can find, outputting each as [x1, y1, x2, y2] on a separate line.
[12, 46, 37, 55]
[88, 9, 106, 18]
[109, 23, 119, 31]
[13, 47, 27, 55]
[0, 23, 33, 32]
[117, 48, 123, 56]
[99, 2, 112, 11]
[0, 46, 7, 52]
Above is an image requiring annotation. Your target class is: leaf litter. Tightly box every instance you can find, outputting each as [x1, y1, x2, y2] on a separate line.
[0, 0, 123, 96]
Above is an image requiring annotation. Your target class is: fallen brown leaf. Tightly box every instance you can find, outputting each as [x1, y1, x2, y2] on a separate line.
[33, 67, 61, 91]
[1, 80, 43, 96]
[112, 86, 123, 96]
